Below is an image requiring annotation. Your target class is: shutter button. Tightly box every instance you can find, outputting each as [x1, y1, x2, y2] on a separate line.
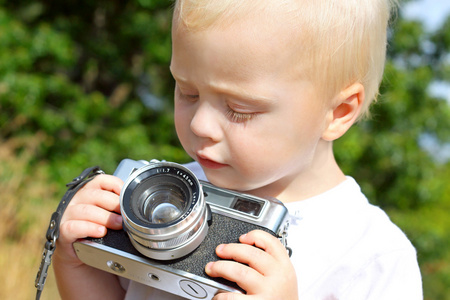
[179, 280, 207, 299]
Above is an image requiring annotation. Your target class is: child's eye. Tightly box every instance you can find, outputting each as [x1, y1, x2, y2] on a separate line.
[179, 92, 199, 101]
[176, 86, 199, 101]
[226, 108, 258, 123]
[184, 94, 199, 100]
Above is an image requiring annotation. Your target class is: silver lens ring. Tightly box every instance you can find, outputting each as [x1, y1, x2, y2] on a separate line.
[128, 207, 210, 260]
[120, 161, 208, 260]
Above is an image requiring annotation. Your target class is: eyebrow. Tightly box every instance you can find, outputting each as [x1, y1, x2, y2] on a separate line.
[209, 81, 277, 105]
[170, 67, 277, 105]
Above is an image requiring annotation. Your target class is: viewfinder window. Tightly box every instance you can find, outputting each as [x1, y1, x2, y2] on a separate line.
[232, 198, 263, 216]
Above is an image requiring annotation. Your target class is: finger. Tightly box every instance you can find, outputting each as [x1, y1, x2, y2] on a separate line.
[55, 219, 109, 265]
[71, 174, 123, 206]
[239, 230, 289, 260]
[64, 203, 123, 230]
[74, 187, 121, 213]
[212, 292, 248, 300]
[205, 260, 262, 292]
[214, 243, 275, 275]
[59, 219, 108, 245]
[89, 174, 124, 195]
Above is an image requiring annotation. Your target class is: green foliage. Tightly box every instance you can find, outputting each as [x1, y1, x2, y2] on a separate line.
[0, 0, 189, 186]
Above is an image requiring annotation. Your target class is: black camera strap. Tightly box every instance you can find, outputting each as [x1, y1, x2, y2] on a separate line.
[35, 166, 105, 300]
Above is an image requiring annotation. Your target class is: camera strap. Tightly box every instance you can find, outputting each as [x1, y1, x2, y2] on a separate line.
[35, 166, 105, 300]
[280, 221, 293, 257]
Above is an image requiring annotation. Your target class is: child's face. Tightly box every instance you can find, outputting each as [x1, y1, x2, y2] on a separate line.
[170, 14, 333, 198]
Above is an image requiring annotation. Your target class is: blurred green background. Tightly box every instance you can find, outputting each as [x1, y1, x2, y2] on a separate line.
[0, 0, 449, 299]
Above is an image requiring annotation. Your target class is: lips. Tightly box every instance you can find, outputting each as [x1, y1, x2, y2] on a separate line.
[196, 155, 227, 169]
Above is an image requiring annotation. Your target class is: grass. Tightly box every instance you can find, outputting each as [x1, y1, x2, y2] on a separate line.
[0, 135, 60, 300]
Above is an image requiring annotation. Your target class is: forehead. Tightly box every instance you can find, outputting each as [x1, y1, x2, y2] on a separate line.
[171, 7, 309, 85]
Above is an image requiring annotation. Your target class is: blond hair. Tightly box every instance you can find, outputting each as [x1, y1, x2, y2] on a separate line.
[173, 0, 397, 118]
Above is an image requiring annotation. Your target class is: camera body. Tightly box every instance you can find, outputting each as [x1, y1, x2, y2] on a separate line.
[74, 159, 290, 300]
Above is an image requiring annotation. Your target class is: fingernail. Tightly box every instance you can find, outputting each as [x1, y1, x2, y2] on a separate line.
[115, 214, 123, 224]
[98, 226, 106, 234]
[216, 244, 224, 253]
[205, 262, 213, 274]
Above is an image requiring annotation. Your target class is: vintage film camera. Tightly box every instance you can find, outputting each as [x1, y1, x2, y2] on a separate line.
[74, 159, 290, 300]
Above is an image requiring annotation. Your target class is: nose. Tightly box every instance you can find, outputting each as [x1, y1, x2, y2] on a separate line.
[190, 101, 223, 142]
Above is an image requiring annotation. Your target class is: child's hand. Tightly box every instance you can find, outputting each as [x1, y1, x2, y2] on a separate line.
[53, 174, 126, 299]
[55, 174, 124, 266]
[205, 230, 298, 300]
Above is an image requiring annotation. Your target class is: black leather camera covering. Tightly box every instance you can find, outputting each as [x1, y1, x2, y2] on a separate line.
[90, 213, 275, 292]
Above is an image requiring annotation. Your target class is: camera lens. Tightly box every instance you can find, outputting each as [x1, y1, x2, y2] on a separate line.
[150, 202, 180, 223]
[120, 161, 209, 260]
[141, 184, 186, 223]
[130, 175, 191, 225]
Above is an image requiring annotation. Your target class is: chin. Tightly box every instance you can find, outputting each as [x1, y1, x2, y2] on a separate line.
[203, 173, 262, 194]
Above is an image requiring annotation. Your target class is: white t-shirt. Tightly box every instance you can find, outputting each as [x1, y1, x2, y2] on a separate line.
[283, 176, 422, 299]
[121, 167, 422, 299]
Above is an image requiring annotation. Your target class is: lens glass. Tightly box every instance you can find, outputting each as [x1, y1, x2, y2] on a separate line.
[142, 185, 186, 223]
[131, 174, 192, 225]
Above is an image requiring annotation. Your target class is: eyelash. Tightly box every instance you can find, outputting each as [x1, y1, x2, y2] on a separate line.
[178, 92, 199, 101]
[177, 89, 258, 123]
[225, 109, 258, 123]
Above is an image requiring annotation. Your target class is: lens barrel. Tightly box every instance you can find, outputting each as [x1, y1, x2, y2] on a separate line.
[120, 161, 209, 260]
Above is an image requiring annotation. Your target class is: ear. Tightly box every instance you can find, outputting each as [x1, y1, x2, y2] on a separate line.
[322, 82, 364, 141]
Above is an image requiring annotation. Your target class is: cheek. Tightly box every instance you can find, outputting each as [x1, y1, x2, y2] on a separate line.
[174, 106, 182, 129]
[230, 112, 319, 168]
[286, 100, 329, 144]
[226, 125, 277, 169]
[174, 104, 191, 143]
